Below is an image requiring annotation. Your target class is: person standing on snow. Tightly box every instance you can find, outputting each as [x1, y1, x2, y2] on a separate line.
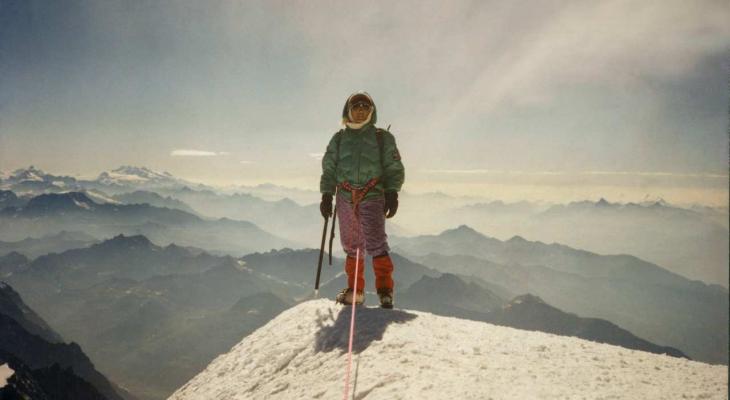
[319, 91, 405, 309]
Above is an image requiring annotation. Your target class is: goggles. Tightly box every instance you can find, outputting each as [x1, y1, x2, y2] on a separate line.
[350, 101, 372, 111]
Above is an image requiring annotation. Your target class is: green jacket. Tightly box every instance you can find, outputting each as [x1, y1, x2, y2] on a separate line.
[320, 120, 405, 203]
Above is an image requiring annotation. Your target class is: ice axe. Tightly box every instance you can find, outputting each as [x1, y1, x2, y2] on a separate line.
[315, 213, 329, 297]
[328, 191, 338, 265]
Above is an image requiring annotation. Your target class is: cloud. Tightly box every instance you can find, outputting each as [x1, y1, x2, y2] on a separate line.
[423, 169, 565, 176]
[583, 171, 728, 179]
[277, 1, 730, 131]
[240, 160, 254, 164]
[309, 152, 324, 161]
[171, 149, 227, 157]
[423, 169, 728, 179]
[419, 1, 730, 131]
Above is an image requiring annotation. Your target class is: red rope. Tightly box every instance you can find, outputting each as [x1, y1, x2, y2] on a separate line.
[343, 247, 360, 400]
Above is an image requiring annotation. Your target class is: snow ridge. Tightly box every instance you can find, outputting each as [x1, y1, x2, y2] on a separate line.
[169, 299, 727, 400]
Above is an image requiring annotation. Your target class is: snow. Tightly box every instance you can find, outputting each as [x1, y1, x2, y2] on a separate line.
[95, 165, 195, 188]
[168, 299, 728, 400]
[10, 166, 46, 182]
[83, 190, 121, 205]
[0, 363, 14, 388]
[21, 172, 43, 182]
[235, 260, 252, 272]
[99, 171, 149, 183]
[73, 198, 91, 210]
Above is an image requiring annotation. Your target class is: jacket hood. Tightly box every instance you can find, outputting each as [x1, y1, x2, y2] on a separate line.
[341, 91, 378, 126]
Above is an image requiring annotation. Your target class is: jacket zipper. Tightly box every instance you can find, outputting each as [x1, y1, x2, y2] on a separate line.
[356, 133, 361, 183]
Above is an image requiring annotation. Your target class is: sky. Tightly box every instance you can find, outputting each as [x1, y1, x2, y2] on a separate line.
[1, 0, 728, 206]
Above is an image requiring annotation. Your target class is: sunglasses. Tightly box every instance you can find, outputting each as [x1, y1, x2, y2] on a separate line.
[350, 102, 372, 111]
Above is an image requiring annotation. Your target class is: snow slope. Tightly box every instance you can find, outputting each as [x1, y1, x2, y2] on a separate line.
[169, 299, 727, 400]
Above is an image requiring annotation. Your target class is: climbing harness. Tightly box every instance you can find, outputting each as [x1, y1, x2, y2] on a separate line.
[337, 177, 380, 216]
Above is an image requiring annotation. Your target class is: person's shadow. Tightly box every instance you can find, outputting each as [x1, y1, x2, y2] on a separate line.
[314, 305, 418, 354]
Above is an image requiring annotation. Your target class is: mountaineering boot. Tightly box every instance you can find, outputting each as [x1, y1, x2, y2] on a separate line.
[377, 287, 394, 309]
[335, 288, 365, 305]
[372, 253, 394, 309]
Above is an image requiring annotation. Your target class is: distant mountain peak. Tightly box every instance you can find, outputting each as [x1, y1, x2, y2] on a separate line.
[416, 273, 465, 289]
[507, 235, 528, 243]
[113, 165, 171, 176]
[8, 165, 49, 182]
[509, 293, 546, 305]
[24, 192, 97, 212]
[442, 224, 484, 238]
[12, 165, 46, 175]
[650, 198, 668, 208]
[274, 197, 298, 207]
[596, 197, 610, 206]
[96, 165, 181, 187]
[640, 194, 669, 208]
[97, 234, 155, 250]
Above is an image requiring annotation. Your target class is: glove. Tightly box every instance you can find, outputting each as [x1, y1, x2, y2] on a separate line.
[384, 191, 398, 218]
[320, 193, 333, 218]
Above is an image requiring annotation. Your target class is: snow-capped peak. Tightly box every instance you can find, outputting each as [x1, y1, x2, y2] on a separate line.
[9, 165, 47, 182]
[95, 165, 179, 187]
[640, 194, 669, 207]
[113, 165, 173, 179]
[169, 299, 727, 400]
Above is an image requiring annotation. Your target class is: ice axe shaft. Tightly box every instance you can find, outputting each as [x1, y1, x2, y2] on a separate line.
[328, 204, 337, 265]
[315, 214, 329, 295]
[328, 188, 339, 266]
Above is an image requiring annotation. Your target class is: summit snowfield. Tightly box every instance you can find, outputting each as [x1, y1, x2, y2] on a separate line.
[169, 300, 727, 400]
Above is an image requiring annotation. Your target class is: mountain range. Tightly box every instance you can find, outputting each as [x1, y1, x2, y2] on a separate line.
[1, 165, 726, 398]
[0, 191, 297, 256]
[3, 165, 726, 286]
[0, 281, 131, 400]
[443, 197, 729, 286]
[1, 235, 302, 400]
[0, 231, 98, 260]
[1, 234, 697, 399]
[391, 225, 728, 364]
[0, 165, 211, 194]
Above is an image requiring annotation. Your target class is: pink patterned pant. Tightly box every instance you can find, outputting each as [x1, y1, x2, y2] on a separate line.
[336, 191, 390, 258]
